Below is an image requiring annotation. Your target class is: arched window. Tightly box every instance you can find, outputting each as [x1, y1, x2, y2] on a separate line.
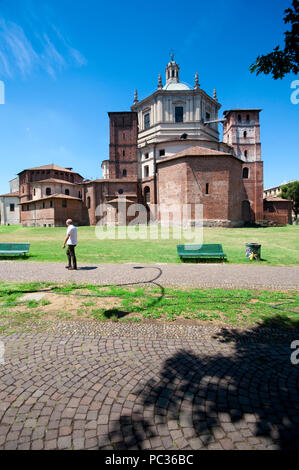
[244, 150, 248, 158]
[243, 131, 247, 138]
[144, 186, 150, 204]
[65, 189, 70, 196]
[46, 187, 51, 196]
[238, 114, 241, 122]
[172, 70, 175, 78]
[205, 183, 209, 195]
[122, 150, 125, 157]
[246, 114, 250, 121]
[118, 189, 124, 195]
[87, 197, 91, 209]
[243, 167, 249, 179]
[122, 169, 127, 177]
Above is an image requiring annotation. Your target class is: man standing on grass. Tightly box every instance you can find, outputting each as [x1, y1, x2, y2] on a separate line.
[62, 219, 77, 270]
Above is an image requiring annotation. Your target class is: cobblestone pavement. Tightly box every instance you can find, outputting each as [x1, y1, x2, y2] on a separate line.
[0, 261, 299, 289]
[0, 328, 298, 450]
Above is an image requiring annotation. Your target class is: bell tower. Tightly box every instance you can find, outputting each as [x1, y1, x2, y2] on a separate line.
[223, 109, 264, 222]
[223, 109, 261, 162]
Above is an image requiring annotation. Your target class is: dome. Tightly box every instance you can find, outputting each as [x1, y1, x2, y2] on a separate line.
[163, 81, 191, 91]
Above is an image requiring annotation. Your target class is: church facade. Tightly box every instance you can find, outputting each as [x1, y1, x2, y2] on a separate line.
[1, 57, 292, 227]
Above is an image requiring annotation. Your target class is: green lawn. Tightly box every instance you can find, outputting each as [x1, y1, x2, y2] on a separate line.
[0, 282, 298, 334]
[0, 224, 298, 266]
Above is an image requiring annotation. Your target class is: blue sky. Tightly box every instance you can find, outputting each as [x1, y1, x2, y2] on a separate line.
[0, 0, 298, 192]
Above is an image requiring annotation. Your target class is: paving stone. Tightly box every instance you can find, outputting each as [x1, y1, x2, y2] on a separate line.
[57, 436, 72, 449]
[0, 332, 298, 450]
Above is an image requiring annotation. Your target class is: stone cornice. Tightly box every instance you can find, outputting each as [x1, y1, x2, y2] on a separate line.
[131, 88, 221, 111]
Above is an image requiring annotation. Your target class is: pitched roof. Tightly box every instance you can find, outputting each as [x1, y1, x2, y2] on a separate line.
[157, 145, 235, 164]
[264, 197, 292, 202]
[18, 164, 81, 176]
[0, 192, 19, 198]
[108, 197, 136, 204]
[31, 178, 78, 186]
[19, 193, 82, 204]
[223, 109, 262, 114]
[82, 179, 138, 184]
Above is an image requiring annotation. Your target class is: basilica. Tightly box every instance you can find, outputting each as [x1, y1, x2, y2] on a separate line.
[98, 54, 264, 227]
[0, 56, 293, 227]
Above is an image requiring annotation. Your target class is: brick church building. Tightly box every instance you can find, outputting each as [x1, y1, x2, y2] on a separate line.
[94, 56, 264, 227]
[3, 56, 292, 227]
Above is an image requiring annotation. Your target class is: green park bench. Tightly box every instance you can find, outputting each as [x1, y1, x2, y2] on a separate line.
[0, 243, 30, 257]
[177, 243, 227, 261]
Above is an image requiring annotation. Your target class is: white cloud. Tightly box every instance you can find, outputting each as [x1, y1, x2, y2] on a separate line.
[0, 19, 38, 77]
[0, 15, 86, 79]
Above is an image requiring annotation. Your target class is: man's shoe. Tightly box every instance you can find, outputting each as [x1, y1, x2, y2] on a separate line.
[68, 267, 77, 270]
[65, 266, 71, 269]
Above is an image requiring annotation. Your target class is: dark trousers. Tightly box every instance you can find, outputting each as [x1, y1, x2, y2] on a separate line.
[66, 245, 77, 269]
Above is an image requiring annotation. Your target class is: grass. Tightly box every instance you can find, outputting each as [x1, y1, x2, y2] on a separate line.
[0, 224, 298, 265]
[0, 282, 298, 334]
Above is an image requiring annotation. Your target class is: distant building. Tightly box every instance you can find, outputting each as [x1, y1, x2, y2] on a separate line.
[263, 181, 296, 223]
[263, 181, 295, 198]
[0, 177, 20, 225]
[263, 197, 293, 225]
[18, 164, 88, 227]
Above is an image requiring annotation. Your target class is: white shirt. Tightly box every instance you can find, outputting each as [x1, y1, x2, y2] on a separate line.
[67, 225, 77, 246]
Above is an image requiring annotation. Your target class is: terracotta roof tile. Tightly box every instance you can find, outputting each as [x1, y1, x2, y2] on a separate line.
[264, 197, 292, 202]
[157, 145, 235, 164]
[19, 193, 82, 204]
[0, 192, 19, 198]
[18, 164, 82, 177]
[31, 178, 78, 186]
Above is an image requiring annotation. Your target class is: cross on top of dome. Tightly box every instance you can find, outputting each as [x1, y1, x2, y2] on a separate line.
[163, 54, 191, 91]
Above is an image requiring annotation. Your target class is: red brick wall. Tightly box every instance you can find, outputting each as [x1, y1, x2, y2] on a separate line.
[83, 180, 140, 225]
[141, 178, 156, 204]
[54, 199, 87, 226]
[264, 199, 292, 225]
[20, 199, 87, 227]
[242, 162, 264, 221]
[20, 205, 55, 226]
[157, 155, 243, 226]
[108, 112, 138, 179]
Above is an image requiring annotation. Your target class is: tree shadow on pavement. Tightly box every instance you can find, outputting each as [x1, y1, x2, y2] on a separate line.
[99, 317, 299, 450]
